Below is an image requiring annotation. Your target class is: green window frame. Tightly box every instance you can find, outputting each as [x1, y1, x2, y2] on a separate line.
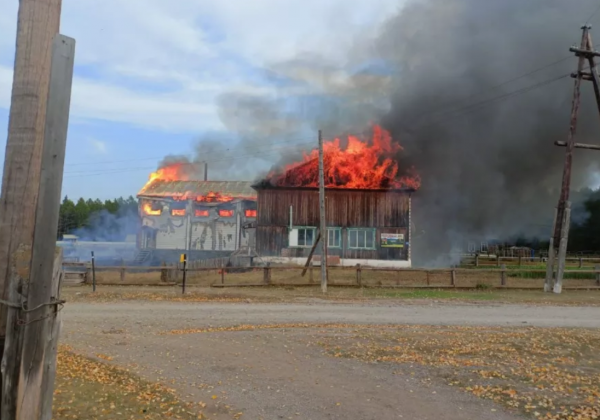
[348, 228, 376, 250]
[289, 227, 317, 248]
[327, 228, 341, 248]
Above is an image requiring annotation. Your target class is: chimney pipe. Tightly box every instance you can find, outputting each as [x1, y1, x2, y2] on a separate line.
[204, 162, 208, 181]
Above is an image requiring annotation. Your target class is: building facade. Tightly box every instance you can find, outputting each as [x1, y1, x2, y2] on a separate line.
[253, 186, 413, 267]
[137, 180, 257, 262]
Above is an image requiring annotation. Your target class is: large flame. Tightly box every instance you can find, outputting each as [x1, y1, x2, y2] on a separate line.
[148, 163, 191, 184]
[267, 125, 420, 190]
[142, 203, 161, 216]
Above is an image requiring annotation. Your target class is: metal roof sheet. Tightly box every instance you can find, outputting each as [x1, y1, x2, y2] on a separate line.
[138, 180, 257, 199]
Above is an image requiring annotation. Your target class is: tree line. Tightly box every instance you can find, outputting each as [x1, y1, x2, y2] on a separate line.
[58, 196, 139, 241]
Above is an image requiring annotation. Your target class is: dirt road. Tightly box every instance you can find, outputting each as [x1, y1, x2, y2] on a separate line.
[61, 301, 599, 419]
[65, 300, 600, 328]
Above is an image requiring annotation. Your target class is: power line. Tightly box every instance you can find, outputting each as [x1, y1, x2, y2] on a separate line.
[412, 56, 573, 125]
[63, 141, 315, 178]
[64, 135, 317, 167]
[64, 70, 572, 179]
[586, 1, 600, 23]
[421, 73, 570, 125]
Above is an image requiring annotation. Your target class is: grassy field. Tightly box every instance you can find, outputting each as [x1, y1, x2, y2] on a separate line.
[61, 284, 600, 305]
[316, 325, 600, 420]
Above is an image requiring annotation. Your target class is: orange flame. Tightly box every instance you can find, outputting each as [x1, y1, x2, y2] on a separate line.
[148, 163, 191, 183]
[196, 191, 234, 203]
[171, 209, 186, 216]
[218, 209, 234, 217]
[267, 125, 420, 190]
[143, 203, 161, 216]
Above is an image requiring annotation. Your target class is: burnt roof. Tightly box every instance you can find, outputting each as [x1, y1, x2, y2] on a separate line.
[138, 180, 256, 199]
[251, 181, 416, 194]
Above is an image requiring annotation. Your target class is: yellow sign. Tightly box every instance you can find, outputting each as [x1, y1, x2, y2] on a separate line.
[180, 254, 186, 263]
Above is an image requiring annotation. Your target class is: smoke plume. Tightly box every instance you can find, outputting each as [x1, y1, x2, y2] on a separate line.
[159, 0, 600, 266]
[375, 0, 600, 265]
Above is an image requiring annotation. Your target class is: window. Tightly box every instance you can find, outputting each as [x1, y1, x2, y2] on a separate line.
[195, 209, 209, 217]
[143, 203, 161, 216]
[218, 209, 234, 217]
[289, 227, 316, 247]
[327, 228, 341, 248]
[245, 209, 257, 218]
[171, 209, 186, 217]
[348, 229, 376, 249]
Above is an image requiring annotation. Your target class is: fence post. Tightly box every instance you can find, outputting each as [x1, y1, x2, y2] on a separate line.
[309, 262, 313, 283]
[160, 261, 167, 283]
[221, 264, 225, 285]
[91, 251, 96, 292]
[496, 255, 500, 267]
[475, 254, 479, 267]
[451, 268, 456, 287]
[356, 264, 362, 287]
[518, 255, 522, 267]
[579, 257, 583, 269]
[120, 259, 125, 282]
[500, 264, 506, 286]
[263, 263, 271, 285]
[426, 271, 430, 286]
[596, 265, 600, 286]
[182, 254, 187, 294]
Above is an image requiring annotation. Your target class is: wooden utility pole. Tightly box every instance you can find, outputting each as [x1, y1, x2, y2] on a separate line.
[15, 34, 74, 420]
[318, 130, 328, 293]
[546, 25, 600, 293]
[0, 0, 62, 413]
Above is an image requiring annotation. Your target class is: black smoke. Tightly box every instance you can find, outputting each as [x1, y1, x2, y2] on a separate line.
[377, 0, 600, 265]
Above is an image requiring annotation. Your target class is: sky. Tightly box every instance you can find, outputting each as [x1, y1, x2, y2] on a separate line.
[0, 0, 405, 200]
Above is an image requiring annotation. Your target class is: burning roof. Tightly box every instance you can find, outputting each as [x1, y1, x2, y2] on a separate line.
[262, 125, 420, 190]
[137, 180, 256, 201]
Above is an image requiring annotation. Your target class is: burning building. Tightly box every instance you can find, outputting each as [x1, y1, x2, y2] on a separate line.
[137, 163, 257, 263]
[253, 126, 419, 267]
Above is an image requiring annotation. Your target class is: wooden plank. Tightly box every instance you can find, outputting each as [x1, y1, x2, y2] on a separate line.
[300, 232, 321, 277]
[554, 140, 600, 150]
[40, 250, 63, 420]
[16, 34, 75, 420]
[0, 261, 25, 420]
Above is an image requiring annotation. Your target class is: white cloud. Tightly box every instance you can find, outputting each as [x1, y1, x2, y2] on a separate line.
[0, 0, 405, 133]
[88, 137, 108, 154]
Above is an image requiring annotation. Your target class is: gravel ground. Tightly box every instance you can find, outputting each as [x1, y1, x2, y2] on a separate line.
[60, 301, 600, 419]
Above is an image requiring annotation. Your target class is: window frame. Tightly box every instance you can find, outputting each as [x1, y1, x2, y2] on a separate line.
[327, 227, 342, 248]
[347, 228, 377, 250]
[289, 226, 317, 248]
[169, 202, 186, 217]
[194, 209, 210, 218]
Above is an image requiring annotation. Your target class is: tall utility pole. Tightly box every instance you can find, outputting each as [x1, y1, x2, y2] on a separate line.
[318, 130, 328, 293]
[546, 25, 600, 293]
[0, 0, 62, 410]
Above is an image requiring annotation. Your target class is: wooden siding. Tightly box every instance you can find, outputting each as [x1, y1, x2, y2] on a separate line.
[255, 187, 411, 260]
[257, 188, 410, 228]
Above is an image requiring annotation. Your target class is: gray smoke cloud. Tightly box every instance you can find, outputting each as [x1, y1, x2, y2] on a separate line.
[159, 0, 600, 266]
[376, 0, 600, 265]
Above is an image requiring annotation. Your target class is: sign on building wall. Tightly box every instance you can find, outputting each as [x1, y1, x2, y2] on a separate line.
[381, 233, 404, 248]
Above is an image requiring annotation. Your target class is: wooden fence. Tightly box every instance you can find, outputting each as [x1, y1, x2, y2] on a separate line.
[63, 262, 600, 290]
[463, 254, 600, 268]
